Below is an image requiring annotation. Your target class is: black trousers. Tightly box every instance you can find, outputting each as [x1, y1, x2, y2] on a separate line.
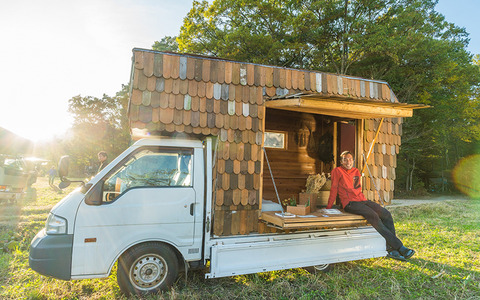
[344, 200, 403, 250]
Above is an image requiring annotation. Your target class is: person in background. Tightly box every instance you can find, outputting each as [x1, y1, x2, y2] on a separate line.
[48, 166, 57, 186]
[97, 151, 108, 174]
[326, 150, 415, 261]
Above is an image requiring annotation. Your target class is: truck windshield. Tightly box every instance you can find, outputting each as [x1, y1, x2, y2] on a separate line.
[3, 158, 25, 170]
[1, 158, 27, 177]
[103, 147, 193, 202]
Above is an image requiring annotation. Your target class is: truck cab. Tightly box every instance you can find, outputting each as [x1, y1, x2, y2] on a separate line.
[30, 137, 208, 293]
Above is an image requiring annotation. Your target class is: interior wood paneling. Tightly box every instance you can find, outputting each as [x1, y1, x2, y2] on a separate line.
[263, 108, 334, 202]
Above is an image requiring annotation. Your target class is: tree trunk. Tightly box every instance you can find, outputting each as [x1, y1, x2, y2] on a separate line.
[405, 158, 410, 191]
[445, 147, 449, 169]
[409, 157, 416, 191]
[341, 0, 348, 75]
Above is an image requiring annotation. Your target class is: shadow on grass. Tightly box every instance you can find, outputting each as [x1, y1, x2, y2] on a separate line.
[368, 257, 480, 299]
[408, 257, 479, 280]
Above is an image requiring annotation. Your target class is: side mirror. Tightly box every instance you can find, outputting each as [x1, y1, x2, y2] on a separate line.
[58, 156, 70, 179]
[57, 155, 85, 190]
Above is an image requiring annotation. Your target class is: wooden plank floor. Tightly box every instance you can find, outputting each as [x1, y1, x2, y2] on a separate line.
[260, 209, 368, 229]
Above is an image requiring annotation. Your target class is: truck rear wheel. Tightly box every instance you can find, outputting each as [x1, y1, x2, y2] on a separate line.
[305, 263, 333, 274]
[117, 242, 179, 295]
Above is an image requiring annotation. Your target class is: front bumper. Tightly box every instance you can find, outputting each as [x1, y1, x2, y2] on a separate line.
[29, 229, 73, 280]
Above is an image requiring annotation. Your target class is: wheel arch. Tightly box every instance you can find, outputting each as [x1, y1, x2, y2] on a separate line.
[109, 239, 186, 275]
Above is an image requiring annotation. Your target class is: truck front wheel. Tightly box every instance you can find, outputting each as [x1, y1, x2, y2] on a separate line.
[117, 242, 179, 295]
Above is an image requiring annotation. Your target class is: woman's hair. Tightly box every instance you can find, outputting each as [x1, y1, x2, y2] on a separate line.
[340, 151, 353, 160]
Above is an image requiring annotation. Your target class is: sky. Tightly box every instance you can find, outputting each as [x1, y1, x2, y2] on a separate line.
[0, 0, 478, 142]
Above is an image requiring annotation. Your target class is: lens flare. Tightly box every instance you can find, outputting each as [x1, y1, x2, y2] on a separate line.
[452, 154, 480, 198]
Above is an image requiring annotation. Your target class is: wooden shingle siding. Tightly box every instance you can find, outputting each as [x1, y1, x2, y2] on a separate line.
[129, 49, 404, 235]
[363, 118, 402, 204]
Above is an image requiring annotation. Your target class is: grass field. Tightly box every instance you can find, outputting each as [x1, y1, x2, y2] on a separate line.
[0, 177, 479, 299]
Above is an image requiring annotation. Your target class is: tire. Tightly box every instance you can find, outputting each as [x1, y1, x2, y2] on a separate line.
[117, 242, 179, 295]
[305, 263, 333, 274]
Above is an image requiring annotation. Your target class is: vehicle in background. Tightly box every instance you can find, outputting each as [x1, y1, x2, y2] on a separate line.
[0, 155, 48, 202]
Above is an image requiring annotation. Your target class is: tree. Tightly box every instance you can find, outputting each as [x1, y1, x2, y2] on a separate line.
[175, 0, 480, 193]
[177, 1, 471, 74]
[392, 38, 480, 192]
[64, 84, 131, 176]
[152, 36, 179, 52]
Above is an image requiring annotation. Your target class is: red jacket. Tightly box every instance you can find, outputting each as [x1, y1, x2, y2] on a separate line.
[326, 166, 367, 209]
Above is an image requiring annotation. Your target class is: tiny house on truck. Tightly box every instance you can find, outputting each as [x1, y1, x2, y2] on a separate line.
[29, 48, 425, 295]
[128, 48, 424, 235]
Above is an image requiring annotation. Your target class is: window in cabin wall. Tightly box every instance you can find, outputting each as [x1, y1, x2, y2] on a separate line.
[264, 131, 287, 149]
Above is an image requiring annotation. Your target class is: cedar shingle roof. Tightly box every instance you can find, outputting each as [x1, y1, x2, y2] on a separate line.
[130, 49, 401, 135]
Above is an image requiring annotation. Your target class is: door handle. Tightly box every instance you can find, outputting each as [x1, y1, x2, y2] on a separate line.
[190, 203, 194, 216]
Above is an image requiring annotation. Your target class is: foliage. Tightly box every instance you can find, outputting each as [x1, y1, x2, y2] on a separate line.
[173, 0, 480, 193]
[452, 154, 480, 198]
[30, 85, 131, 177]
[63, 84, 131, 176]
[1, 179, 478, 299]
[281, 195, 297, 207]
[176, 0, 468, 72]
[152, 36, 179, 52]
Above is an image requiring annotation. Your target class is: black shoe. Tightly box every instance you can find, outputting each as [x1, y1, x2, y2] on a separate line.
[399, 246, 415, 259]
[387, 250, 406, 261]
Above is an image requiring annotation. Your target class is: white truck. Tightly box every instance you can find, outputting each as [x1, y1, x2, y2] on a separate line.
[29, 137, 386, 295]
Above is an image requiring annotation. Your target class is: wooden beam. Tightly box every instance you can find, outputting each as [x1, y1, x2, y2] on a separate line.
[361, 118, 384, 174]
[266, 98, 415, 119]
[356, 119, 364, 171]
[259, 108, 266, 216]
[333, 122, 338, 166]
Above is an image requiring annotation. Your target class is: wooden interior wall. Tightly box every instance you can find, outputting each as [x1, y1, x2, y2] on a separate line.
[263, 109, 334, 203]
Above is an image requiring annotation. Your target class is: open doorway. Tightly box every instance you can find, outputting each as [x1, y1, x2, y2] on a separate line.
[259, 108, 369, 230]
[262, 108, 336, 203]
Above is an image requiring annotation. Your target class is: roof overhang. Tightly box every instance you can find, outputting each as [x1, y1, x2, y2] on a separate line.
[266, 93, 429, 119]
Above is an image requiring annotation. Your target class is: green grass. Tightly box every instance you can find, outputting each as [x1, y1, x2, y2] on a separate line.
[0, 177, 479, 299]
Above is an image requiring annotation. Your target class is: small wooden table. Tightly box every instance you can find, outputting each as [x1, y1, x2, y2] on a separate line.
[260, 209, 368, 230]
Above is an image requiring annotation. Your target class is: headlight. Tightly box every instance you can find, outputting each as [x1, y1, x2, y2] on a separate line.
[45, 214, 67, 235]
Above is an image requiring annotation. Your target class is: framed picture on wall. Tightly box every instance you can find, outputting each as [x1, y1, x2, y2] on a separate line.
[264, 131, 286, 149]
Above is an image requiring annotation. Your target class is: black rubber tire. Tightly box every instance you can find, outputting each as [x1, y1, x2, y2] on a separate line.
[117, 242, 179, 295]
[305, 263, 334, 274]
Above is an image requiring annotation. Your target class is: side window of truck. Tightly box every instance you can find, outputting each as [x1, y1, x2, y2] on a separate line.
[103, 147, 193, 202]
